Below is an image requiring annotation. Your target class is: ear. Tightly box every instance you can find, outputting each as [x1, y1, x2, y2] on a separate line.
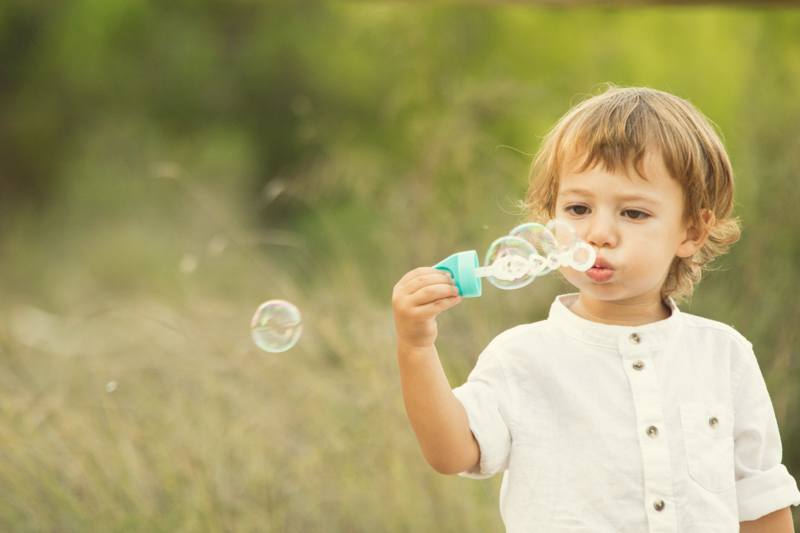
[676, 209, 714, 258]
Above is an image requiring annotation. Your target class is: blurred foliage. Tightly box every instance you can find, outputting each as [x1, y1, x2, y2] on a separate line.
[1, 1, 799, 530]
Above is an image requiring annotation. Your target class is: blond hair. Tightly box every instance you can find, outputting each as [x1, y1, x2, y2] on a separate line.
[524, 85, 741, 301]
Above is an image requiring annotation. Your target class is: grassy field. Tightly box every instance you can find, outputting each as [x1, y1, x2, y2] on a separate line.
[0, 144, 524, 531]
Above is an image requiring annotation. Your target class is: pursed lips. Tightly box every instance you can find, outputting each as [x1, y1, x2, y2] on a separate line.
[586, 257, 615, 283]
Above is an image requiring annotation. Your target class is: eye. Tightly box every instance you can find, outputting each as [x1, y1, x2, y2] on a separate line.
[623, 209, 649, 220]
[566, 205, 590, 216]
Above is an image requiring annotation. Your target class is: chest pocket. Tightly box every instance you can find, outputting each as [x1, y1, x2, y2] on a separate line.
[680, 403, 735, 492]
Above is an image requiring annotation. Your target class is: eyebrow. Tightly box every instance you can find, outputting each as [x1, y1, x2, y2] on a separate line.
[558, 188, 661, 204]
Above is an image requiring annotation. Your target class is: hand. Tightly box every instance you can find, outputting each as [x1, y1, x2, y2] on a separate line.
[392, 267, 462, 349]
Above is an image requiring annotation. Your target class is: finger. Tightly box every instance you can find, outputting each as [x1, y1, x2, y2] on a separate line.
[394, 274, 455, 303]
[402, 274, 457, 302]
[417, 294, 462, 315]
[407, 281, 461, 308]
[403, 272, 455, 295]
[396, 267, 452, 288]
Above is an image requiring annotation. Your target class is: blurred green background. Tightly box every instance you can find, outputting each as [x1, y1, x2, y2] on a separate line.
[1, 1, 799, 530]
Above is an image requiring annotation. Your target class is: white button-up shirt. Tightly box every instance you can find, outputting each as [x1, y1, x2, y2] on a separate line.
[453, 294, 800, 532]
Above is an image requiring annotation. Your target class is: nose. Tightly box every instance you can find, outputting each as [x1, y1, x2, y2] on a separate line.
[584, 212, 618, 249]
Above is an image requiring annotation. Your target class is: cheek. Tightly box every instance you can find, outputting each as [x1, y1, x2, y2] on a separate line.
[558, 267, 585, 287]
[635, 249, 677, 280]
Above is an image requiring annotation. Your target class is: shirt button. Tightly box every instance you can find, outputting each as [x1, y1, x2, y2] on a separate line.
[632, 360, 644, 371]
[629, 333, 641, 345]
[646, 425, 658, 438]
[654, 500, 665, 512]
[709, 416, 719, 428]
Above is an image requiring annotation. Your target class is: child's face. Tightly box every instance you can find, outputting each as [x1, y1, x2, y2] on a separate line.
[554, 152, 700, 316]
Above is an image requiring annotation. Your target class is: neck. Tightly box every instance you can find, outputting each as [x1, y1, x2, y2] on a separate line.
[568, 294, 671, 326]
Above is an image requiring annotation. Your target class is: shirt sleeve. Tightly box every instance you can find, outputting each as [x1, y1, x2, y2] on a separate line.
[732, 346, 800, 521]
[452, 349, 513, 479]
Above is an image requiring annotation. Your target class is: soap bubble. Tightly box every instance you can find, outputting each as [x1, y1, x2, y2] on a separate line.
[484, 236, 539, 290]
[545, 219, 578, 253]
[510, 223, 557, 276]
[180, 254, 198, 275]
[251, 300, 302, 353]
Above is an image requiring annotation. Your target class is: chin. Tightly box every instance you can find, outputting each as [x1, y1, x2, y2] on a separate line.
[573, 283, 630, 303]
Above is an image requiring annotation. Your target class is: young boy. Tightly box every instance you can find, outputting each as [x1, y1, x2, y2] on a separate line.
[392, 86, 800, 532]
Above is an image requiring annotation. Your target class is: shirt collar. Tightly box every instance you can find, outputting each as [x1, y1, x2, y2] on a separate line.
[548, 293, 682, 350]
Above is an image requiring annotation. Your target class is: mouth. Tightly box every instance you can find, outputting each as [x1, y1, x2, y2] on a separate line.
[586, 258, 615, 283]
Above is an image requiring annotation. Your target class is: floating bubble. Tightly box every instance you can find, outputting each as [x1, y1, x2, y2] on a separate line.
[251, 300, 302, 353]
[510, 223, 557, 276]
[263, 179, 286, 203]
[484, 236, 539, 290]
[153, 161, 181, 179]
[206, 235, 228, 257]
[180, 254, 198, 274]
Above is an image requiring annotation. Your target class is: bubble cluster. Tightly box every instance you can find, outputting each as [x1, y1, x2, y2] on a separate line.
[482, 220, 595, 289]
[251, 300, 303, 353]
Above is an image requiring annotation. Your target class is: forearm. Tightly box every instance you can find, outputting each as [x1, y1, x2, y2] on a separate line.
[739, 507, 794, 533]
[398, 341, 479, 475]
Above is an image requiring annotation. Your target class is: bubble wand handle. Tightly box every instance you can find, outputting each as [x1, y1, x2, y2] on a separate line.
[433, 250, 484, 298]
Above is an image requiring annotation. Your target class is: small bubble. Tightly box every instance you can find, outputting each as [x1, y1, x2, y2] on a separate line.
[263, 180, 286, 203]
[207, 236, 228, 257]
[8, 305, 61, 348]
[483, 226, 490, 230]
[154, 161, 181, 179]
[180, 255, 198, 274]
[251, 300, 302, 353]
[105, 381, 118, 393]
